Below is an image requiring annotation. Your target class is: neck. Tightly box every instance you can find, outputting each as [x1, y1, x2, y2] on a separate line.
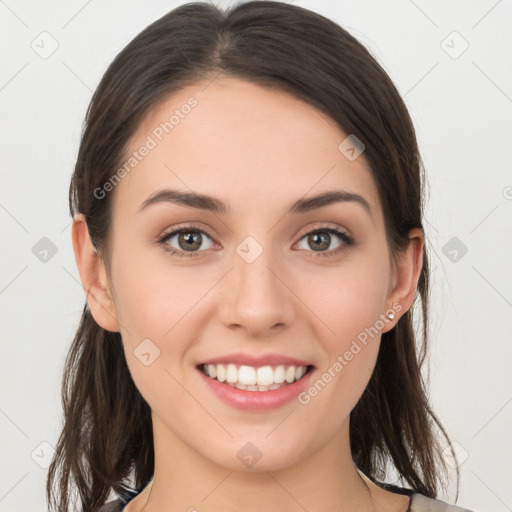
[127, 414, 383, 512]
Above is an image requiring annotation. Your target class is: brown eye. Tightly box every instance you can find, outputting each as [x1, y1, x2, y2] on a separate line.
[306, 231, 332, 251]
[158, 225, 214, 257]
[295, 225, 354, 257]
[176, 231, 203, 251]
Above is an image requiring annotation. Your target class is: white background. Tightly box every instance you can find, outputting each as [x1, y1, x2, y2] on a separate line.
[0, 1, 511, 511]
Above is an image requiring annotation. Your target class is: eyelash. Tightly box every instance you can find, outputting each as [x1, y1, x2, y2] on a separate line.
[157, 224, 354, 259]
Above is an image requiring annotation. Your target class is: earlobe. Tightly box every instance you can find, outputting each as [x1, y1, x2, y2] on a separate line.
[382, 228, 424, 333]
[71, 214, 120, 332]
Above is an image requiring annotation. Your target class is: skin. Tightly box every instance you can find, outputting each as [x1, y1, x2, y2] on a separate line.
[72, 76, 423, 512]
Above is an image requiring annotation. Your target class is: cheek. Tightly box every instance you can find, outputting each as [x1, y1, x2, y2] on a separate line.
[296, 252, 389, 407]
[302, 253, 389, 344]
[111, 244, 206, 341]
[111, 260, 202, 410]
[110, 250, 220, 394]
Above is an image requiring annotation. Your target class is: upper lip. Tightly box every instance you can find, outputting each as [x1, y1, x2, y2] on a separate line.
[198, 353, 314, 368]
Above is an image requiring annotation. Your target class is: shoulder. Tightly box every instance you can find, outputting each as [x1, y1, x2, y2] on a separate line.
[375, 481, 476, 512]
[409, 493, 477, 512]
[92, 487, 142, 512]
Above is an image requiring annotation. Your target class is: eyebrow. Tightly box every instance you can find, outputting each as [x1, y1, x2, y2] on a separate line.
[138, 188, 372, 218]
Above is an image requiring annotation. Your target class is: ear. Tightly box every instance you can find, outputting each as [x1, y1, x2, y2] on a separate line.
[71, 213, 120, 332]
[381, 228, 424, 333]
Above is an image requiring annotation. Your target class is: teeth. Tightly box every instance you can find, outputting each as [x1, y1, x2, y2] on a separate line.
[215, 364, 225, 382]
[226, 364, 238, 383]
[202, 363, 309, 390]
[238, 365, 257, 385]
[296, 366, 306, 380]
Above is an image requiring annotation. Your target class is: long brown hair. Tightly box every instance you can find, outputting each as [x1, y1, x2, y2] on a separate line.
[47, 1, 460, 510]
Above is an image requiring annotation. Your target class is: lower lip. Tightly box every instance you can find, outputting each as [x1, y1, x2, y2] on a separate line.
[197, 366, 315, 411]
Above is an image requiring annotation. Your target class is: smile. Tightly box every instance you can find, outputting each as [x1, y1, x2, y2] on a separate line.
[199, 363, 313, 392]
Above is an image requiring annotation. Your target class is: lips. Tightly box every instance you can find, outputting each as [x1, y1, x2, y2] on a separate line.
[198, 363, 315, 410]
[197, 352, 313, 368]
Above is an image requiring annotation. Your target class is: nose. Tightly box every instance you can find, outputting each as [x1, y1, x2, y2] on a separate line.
[217, 238, 296, 338]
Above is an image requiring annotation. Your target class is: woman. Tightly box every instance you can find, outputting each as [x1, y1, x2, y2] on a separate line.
[46, 1, 477, 511]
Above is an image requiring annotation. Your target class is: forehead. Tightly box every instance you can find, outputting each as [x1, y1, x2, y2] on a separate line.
[111, 76, 382, 223]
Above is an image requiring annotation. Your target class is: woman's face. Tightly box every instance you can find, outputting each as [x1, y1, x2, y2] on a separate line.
[96, 76, 408, 471]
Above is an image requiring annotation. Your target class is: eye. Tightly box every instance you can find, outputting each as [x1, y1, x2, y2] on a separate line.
[157, 223, 354, 258]
[157, 224, 214, 258]
[295, 225, 354, 257]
